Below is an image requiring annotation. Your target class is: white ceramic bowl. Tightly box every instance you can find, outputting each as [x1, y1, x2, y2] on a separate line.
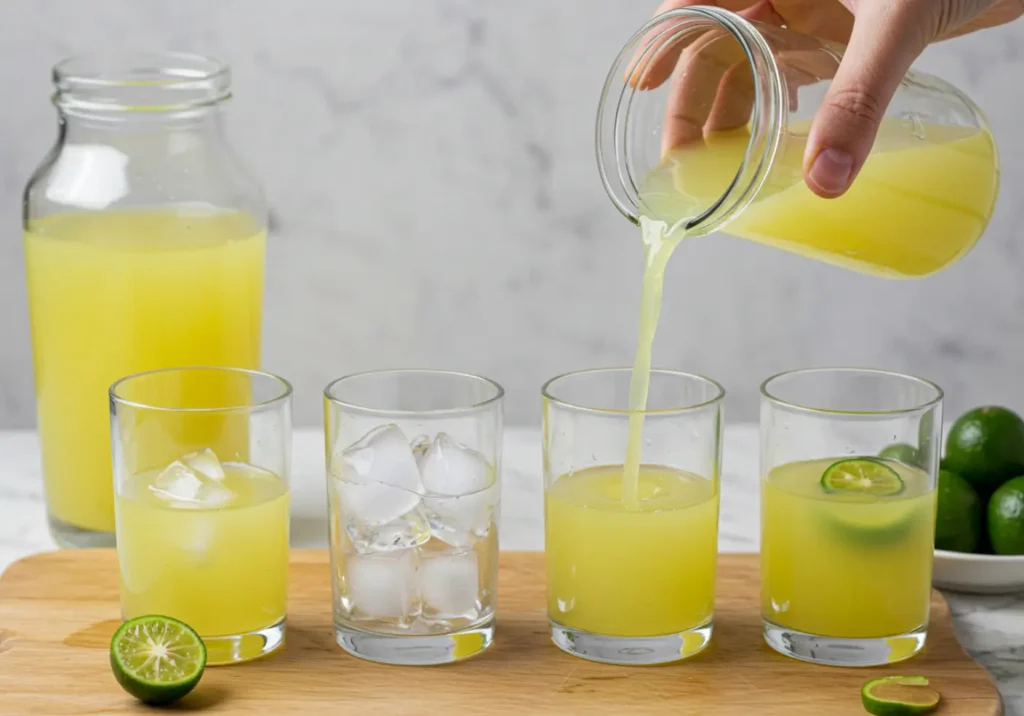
[933, 549, 1024, 594]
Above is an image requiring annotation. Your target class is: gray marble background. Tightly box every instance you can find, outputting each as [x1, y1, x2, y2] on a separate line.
[1, 0, 1022, 427]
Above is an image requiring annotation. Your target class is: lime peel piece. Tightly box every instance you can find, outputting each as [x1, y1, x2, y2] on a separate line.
[862, 675, 941, 715]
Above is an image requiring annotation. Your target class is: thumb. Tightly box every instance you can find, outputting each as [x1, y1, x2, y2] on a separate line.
[804, 2, 936, 198]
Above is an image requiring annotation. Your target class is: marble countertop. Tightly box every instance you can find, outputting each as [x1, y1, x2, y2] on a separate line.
[1, 426, 1022, 712]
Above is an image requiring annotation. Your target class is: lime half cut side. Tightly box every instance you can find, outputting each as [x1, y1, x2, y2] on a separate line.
[862, 676, 940, 715]
[110, 615, 207, 705]
[821, 457, 904, 497]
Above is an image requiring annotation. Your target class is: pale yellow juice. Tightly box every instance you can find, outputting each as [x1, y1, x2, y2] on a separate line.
[640, 124, 998, 278]
[546, 465, 718, 637]
[116, 463, 289, 638]
[761, 458, 937, 638]
[25, 210, 265, 535]
[622, 218, 680, 505]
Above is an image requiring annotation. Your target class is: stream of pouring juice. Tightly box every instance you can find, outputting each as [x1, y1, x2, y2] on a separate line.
[25, 210, 265, 535]
[621, 125, 997, 505]
[622, 218, 680, 507]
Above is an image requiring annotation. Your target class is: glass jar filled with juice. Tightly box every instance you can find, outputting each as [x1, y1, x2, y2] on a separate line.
[596, 7, 999, 278]
[23, 53, 267, 547]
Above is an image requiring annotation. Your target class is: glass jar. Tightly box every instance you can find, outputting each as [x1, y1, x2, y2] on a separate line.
[23, 52, 267, 547]
[596, 7, 999, 278]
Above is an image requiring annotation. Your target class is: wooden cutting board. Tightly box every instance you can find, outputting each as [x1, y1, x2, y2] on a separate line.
[0, 550, 1002, 715]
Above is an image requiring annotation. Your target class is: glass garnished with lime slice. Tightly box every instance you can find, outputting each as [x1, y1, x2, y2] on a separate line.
[760, 368, 942, 667]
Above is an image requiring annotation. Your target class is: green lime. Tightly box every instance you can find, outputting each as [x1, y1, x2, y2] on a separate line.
[945, 406, 1024, 491]
[110, 615, 206, 705]
[878, 443, 922, 468]
[934, 469, 983, 553]
[821, 458, 904, 496]
[861, 676, 940, 715]
[988, 475, 1024, 555]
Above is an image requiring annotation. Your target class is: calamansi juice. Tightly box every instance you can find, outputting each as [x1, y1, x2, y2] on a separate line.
[639, 124, 998, 278]
[25, 209, 264, 538]
[546, 464, 719, 638]
[116, 463, 288, 662]
[761, 458, 937, 640]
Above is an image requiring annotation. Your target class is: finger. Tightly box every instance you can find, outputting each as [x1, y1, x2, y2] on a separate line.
[705, 60, 756, 133]
[939, 0, 1024, 39]
[662, 27, 750, 152]
[704, 2, 788, 131]
[628, 0, 758, 89]
[803, 1, 935, 198]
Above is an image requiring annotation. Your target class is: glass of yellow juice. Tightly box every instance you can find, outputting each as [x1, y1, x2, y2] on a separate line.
[110, 367, 291, 665]
[542, 368, 723, 665]
[760, 368, 942, 667]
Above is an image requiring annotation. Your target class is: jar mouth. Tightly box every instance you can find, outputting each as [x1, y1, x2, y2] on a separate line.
[595, 7, 784, 236]
[53, 51, 231, 112]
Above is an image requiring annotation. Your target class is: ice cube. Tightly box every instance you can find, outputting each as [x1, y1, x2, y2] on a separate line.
[181, 448, 225, 481]
[345, 508, 431, 554]
[150, 457, 236, 509]
[419, 433, 492, 496]
[344, 549, 420, 624]
[419, 434, 499, 547]
[331, 424, 423, 525]
[151, 461, 203, 502]
[420, 546, 479, 619]
[195, 481, 235, 508]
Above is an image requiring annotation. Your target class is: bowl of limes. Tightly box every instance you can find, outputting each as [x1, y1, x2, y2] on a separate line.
[932, 406, 1024, 594]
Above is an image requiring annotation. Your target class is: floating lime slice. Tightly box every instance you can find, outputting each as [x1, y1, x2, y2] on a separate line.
[861, 676, 940, 715]
[821, 457, 904, 496]
[110, 615, 206, 705]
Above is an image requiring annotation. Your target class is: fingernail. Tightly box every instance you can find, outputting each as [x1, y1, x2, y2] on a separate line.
[808, 148, 853, 197]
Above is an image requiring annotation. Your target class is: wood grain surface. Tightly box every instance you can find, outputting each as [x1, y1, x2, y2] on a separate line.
[0, 550, 1002, 715]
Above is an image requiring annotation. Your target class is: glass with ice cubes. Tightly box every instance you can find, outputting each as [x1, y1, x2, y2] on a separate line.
[110, 367, 292, 665]
[324, 370, 503, 665]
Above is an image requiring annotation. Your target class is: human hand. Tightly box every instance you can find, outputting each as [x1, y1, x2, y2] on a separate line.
[636, 0, 1022, 198]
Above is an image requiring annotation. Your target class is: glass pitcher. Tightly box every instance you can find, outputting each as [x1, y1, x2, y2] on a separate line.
[23, 52, 267, 547]
[596, 7, 999, 278]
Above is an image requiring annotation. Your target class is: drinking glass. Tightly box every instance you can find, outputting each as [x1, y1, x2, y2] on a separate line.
[325, 370, 503, 665]
[760, 368, 942, 666]
[110, 367, 291, 665]
[543, 368, 723, 664]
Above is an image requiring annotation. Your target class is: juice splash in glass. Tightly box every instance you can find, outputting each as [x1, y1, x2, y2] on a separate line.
[111, 368, 292, 665]
[546, 465, 718, 638]
[24, 53, 266, 548]
[760, 368, 942, 666]
[542, 369, 723, 664]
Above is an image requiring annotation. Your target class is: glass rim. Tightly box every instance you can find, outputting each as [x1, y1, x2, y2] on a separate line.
[109, 366, 292, 413]
[760, 367, 944, 416]
[541, 367, 725, 416]
[324, 369, 505, 417]
[595, 6, 783, 235]
[53, 51, 232, 111]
